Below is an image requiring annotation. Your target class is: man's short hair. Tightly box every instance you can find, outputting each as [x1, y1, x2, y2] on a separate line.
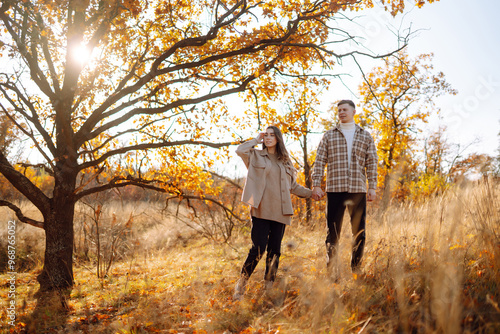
[337, 99, 356, 109]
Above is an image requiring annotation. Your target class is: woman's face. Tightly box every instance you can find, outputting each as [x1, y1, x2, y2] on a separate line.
[264, 128, 278, 149]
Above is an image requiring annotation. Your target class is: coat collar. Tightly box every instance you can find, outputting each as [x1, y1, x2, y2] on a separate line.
[257, 148, 284, 166]
[257, 147, 271, 156]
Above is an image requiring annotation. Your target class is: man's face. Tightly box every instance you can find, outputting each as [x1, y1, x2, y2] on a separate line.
[337, 103, 356, 123]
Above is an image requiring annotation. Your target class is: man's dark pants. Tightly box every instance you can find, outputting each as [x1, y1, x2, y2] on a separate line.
[241, 216, 286, 282]
[326, 192, 366, 271]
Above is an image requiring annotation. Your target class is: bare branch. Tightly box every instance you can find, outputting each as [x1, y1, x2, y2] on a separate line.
[74, 175, 170, 201]
[352, 55, 390, 115]
[16, 162, 54, 176]
[0, 5, 56, 100]
[80, 75, 255, 143]
[0, 151, 50, 214]
[206, 170, 243, 190]
[78, 139, 235, 171]
[0, 80, 57, 157]
[180, 194, 246, 222]
[0, 104, 56, 170]
[0, 200, 44, 229]
[78, 108, 192, 158]
[32, 11, 61, 94]
[249, 88, 261, 131]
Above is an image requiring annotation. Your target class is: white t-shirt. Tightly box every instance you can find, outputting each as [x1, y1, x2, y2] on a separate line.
[340, 122, 356, 169]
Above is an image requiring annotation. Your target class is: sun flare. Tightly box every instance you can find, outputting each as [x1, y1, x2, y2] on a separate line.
[71, 43, 91, 66]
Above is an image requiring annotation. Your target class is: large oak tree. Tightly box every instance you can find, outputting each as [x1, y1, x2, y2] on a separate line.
[0, 0, 436, 292]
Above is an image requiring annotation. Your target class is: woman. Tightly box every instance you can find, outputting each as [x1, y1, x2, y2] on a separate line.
[233, 126, 312, 300]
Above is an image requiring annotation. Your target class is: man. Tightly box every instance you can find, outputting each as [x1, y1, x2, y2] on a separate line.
[311, 99, 378, 278]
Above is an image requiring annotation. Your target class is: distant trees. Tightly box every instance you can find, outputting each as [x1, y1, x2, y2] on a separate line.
[357, 51, 457, 205]
[449, 153, 496, 182]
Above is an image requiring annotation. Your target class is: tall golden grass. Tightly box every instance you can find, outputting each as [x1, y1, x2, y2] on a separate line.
[0, 180, 499, 333]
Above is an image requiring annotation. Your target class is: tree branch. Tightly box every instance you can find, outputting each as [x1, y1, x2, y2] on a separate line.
[206, 170, 243, 190]
[80, 75, 255, 143]
[78, 139, 235, 171]
[76, 0, 250, 140]
[180, 194, 246, 222]
[75, 0, 308, 144]
[0, 81, 57, 156]
[0, 151, 50, 215]
[74, 175, 171, 201]
[32, 11, 61, 94]
[353, 55, 387, 114]
[0, 200, 45, 229]
[78, 108, 192, 158]
[0, 5, 56, 100]
[16, 162, 54, 176]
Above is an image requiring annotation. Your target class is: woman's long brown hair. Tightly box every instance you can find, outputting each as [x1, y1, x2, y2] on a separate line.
[262, 126, 294, 170]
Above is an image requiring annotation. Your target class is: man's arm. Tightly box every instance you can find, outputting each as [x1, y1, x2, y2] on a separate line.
[365, 133, 378, 201]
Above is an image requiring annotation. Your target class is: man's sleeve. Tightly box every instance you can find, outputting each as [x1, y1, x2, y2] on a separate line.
[365, 134, 378, 190]
[311, 133, 328, 188]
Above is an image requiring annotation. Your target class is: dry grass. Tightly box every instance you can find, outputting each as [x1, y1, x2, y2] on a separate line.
[1, 181, 499, 333]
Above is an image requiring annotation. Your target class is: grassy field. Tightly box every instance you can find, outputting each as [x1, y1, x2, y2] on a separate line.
[1, 181, 499, 333]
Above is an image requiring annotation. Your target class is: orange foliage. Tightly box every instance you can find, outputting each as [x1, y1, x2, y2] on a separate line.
[358, 51, 456, 202]
[0, 165, 54, 200]
[450, 153, 496, 181]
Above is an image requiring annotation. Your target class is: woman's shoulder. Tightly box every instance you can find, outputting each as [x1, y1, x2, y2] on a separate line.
[247, 148, 269, 165]
[236, 138, 261, 155]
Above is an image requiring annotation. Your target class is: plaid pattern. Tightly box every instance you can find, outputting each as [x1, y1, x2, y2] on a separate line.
[312, 124, 378, 193]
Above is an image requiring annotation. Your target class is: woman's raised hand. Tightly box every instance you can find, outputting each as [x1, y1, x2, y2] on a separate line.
[256, 132, 265, 143]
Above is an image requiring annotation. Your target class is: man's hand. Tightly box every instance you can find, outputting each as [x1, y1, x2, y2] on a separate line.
[367, 189, 376, 202]
[312, 186, 324, 201]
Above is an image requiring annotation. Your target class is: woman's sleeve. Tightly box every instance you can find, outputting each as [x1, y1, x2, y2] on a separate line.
[290, 177, 313, 198]
[235, 138, 260, 168]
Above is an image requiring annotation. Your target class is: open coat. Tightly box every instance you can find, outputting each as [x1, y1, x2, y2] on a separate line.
[236, 138, 312, 219]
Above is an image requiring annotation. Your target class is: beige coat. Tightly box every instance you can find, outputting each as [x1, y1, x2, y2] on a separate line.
[236, 138, 312, 218]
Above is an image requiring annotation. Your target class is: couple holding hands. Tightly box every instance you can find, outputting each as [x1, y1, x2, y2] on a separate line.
[233, 100, 378, 300]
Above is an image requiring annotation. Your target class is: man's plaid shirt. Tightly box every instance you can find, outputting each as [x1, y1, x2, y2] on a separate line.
[312, 124, 378, 193]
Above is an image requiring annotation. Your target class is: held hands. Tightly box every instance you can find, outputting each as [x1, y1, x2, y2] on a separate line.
[367, 189, 377, 202]
[312, 186, 324, 201]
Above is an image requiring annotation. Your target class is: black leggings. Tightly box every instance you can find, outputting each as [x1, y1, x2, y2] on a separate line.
[326, 192, 366, 270]
[241, 217, 286, 281]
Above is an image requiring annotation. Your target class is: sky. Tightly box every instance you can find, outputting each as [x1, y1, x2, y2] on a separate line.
[330, 0, 500, 157]
[407, 0, 500, 157]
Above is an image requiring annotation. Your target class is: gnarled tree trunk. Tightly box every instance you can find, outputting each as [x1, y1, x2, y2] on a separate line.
[37, 168, 77, 291]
